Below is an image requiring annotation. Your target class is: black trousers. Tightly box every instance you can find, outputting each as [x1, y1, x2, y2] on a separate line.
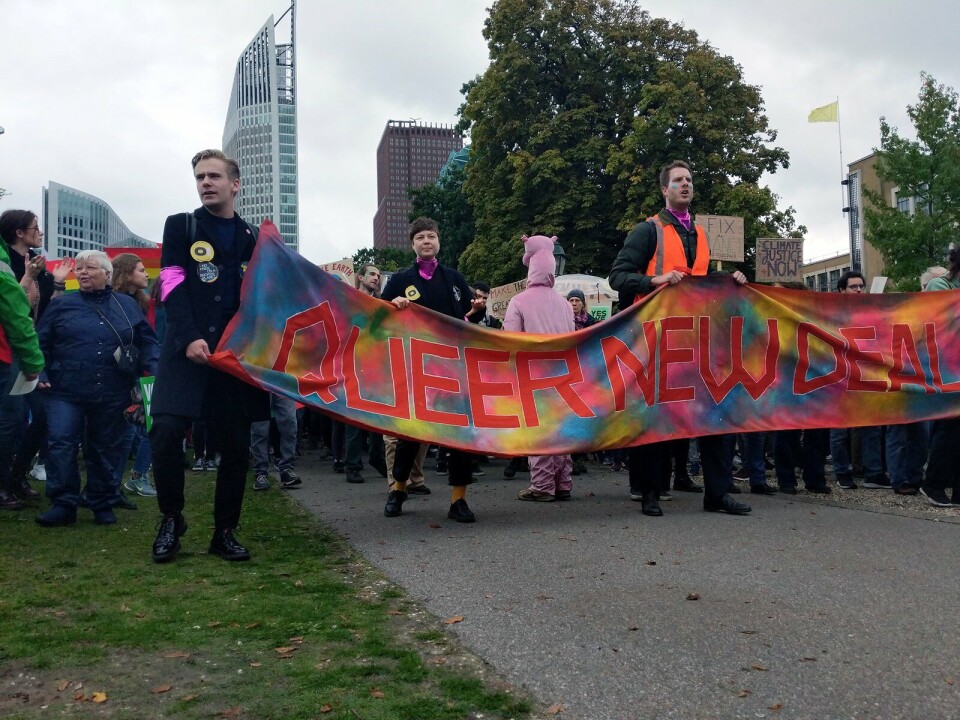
[924, 416, 960, 496]
[393, 440, 473, 487]
[151, 371, 256, 530]
[629, 435, 730, 500]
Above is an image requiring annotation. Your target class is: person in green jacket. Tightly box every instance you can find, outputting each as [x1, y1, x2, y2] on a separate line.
[0, 239, 44, 510]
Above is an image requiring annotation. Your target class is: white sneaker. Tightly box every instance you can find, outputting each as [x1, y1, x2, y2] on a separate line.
[29, 463, 47, 482]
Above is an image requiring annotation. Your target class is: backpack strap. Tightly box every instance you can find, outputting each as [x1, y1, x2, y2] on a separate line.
[185, 212, 197, 244]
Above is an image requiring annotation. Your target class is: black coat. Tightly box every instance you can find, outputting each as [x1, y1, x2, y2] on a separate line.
[381, 263, 474, 319]
[151, 207, 268, 419]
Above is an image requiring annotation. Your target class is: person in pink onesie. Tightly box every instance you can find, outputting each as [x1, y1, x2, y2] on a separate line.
[503, 234, 576, 501]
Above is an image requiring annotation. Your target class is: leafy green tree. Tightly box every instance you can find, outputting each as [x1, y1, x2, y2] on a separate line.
[864, 73, 960, 290]
[408, 163, 476, 269]
[457, 0, 803, 285]
[351, 246, 415, 273]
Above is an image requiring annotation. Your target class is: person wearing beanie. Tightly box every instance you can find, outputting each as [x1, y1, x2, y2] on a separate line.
[566, 289, 597, 331]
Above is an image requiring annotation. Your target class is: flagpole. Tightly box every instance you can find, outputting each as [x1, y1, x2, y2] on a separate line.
[837, 96, 845, 212]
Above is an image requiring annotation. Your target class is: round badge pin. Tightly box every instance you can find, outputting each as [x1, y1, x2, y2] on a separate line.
[405, 286, 422, 301]
[197, 262, 220, 283]
[190, 241, 215, 263]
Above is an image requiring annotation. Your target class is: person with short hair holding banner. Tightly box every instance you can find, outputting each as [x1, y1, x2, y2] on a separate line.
[608, 160, 751, 518]
[380, 217, 478, 523]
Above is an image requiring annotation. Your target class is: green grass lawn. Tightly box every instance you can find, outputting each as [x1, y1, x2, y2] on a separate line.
[0, 473, 532, 719]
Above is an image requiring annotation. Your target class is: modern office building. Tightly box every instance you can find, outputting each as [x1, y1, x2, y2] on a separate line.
[223, 5, 299, 251]
[373, 120, 464, 250]
[42, 181, 153, 259]
[842, 153, 896, 283]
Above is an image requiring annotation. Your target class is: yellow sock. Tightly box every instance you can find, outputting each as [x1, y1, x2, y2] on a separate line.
[451, 486, 466, 502]
[391, 481, 407, 492]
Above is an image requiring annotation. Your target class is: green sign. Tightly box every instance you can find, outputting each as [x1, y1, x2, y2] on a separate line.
[139, 376, 155, 432]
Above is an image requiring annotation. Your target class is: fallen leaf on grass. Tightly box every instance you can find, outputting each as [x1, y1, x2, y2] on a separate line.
[737, 690, 751, 698]
[289, 636, 304, 644]
[946, 677, 955, 686]
[320, 704, 333, 713]
[387, 609, 403, 615]
[74, 693, 86, 701]
[429, 523, 442, 529]
[91, 692, 108, 704]
[207, 621, 221, 628]
[250, 662, 262, 668]
[751, 664, 769, 672]
[294, 580, 304, 588]
[120, 605, 131, 612]
[769, 703, 784, 711]
[217, 707, 243, 718]
[686, 593, 700, 601]
[275, 646, 299, 654]
[182, 694, 197, 702]
[370, 688, 385, 698]
[161, 651, 190, 659]
[151, 684, 172, 694]
[57, 680, 70, 692]
[443, 615, 464, 625]
[546, 703, 564, 714]
[134, 612, 146, 618]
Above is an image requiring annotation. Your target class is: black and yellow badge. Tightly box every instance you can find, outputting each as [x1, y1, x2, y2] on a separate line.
[240, 261, 249, 277]
[197, 262, 219, 283]
[190, 241, 215, 263]
[404, 286, 421, 301]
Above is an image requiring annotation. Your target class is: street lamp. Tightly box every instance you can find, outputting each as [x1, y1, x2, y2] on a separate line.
[553, 241, 566, 276]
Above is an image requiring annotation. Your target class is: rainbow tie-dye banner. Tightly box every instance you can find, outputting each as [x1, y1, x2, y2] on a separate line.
[210, 222, 960, 455]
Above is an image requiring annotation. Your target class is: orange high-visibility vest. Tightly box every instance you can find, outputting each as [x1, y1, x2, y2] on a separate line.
[643, 216, 711, 277]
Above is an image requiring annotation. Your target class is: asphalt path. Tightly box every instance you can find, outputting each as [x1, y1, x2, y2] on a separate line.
[286, 453, 960, 720]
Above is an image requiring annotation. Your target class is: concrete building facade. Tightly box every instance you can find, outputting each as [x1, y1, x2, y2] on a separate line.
[373, 120, 463, 250]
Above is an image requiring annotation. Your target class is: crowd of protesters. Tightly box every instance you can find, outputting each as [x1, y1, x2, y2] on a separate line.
[3, 154, 958, 571]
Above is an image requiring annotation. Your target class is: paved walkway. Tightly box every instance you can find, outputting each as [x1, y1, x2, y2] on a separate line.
[289, 453, 960, 720]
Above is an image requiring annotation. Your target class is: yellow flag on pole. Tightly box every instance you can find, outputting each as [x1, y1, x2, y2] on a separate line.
[808, 101, 839, 123]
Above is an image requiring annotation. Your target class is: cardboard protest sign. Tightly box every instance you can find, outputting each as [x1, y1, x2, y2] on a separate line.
[697, 215, 744, 263]
[319, 259, 355, 284]
[488, 279, 527, 320]
[755, 239, 804, 283]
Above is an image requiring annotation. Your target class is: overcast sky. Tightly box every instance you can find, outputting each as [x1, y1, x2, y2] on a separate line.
[2, 0, 957, 267]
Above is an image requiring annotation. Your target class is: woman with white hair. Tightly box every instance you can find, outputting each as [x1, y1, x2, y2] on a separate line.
[34, 250, 159, 527]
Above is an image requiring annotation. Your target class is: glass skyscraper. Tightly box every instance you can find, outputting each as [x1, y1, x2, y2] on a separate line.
[223, 8, 299, 251]
[42, 181, 153, 259]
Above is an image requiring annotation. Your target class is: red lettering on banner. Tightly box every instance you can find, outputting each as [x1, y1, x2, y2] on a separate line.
[342, 327, 410, 418]
[794, 322, 846, 394]
[464, 348, 520, 429]
[889, 324, 934, 393]
[699, 317, 780, 403]
[516, 349, 594, 427]
[839, 327, 887, 392]
[658, 316, 695, 403]
[410, 338, 468, 426]
[600, 323, 658, 411]
[277, 302, 341, 403]
[926, 322, 960, 392]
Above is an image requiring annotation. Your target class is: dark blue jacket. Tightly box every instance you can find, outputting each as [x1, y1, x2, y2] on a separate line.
[37, 288, 159, 403]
